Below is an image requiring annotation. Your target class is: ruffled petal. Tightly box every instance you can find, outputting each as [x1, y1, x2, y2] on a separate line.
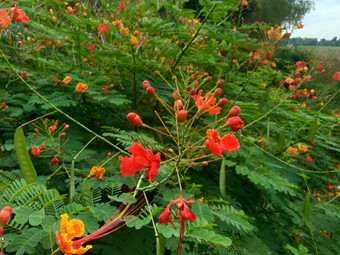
[146, 152, 161, 183]
[178, 204, 196, 223]
[221, 134, 240, 152]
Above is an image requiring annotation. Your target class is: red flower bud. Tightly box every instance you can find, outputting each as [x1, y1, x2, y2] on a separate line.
[168, 148, 174, 153]
[218, 98, 228, 107]
[174, 100, 182, 111]
[173, 90, 180, 100]
[190, 88, 196, 95]
[61, 132, 66, 137]
[146, 86, 155, 96]
[0, 206, 12, 227]
[166, 67, 172, 73]
[31, 146, 41, 157]
[49, 157, 59, 166]
[34, 128, 39, 133]
[217, 79, 225, 86]
[226, 116, 244, 132]
[177, 110, 187, 122]
[142, 80, 151, 89]
[214, 88, 222, 96]
[205, 76, 212, 82]
[228, 106, 241, 116]
[190, 162, 195, 166]
[154, 70, 160, 76]
[127, 112, 143, 126]
[194, 81, 199, 87]
[64, 125, 70, 129]
[39, 144, 46, 151]
[201, 161, 208, 166]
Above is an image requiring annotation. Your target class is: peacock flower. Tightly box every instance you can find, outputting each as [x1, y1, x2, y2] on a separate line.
[205, 129, 240, 156]
[120, 142, 161, 183]
[159, 193, 196, 255]
[55, 214, 92, 255]
[63, 76, 72, 84]
[267, 26, 282, 40]
[193, 90, 220, 115]
[130, 35, 138, 46]
[76, 83, 88, 93]
[0, 10, 11, 28]
[90, 166, 106, 180]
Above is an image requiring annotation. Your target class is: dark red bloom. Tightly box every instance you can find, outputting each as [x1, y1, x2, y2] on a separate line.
[120, 142, 161, 183]
[205, 129, 240, 156]
[49, 157, 59, 166]
[226, 116, 244, 132]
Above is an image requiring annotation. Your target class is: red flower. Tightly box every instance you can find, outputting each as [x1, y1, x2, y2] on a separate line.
[0, 10, 11, 28]
[225, 116, 244, 132]
[159, 194, 196, 255]
[118, 1, 126, 11]
[333, 72, 340, 81]
[205, 129, 240, 156]
[49, 157, 59, 166]
[0, 206, 12, 227]
[31, 146, 41, 157]
[98, 24, 109, 34]
[305, 153, 312, 162]
[193, 90, 220, 115]
[9, 7, 29, 23]
[120, 142, 161, 183]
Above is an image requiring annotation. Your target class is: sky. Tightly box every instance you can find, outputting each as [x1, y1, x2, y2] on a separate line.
[291, 0, 340, 40]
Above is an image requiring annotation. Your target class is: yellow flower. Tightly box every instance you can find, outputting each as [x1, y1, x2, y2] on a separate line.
[286, 146, 298, 155]
[76, 83, 88, 93]
[55, 214, 92, 255]
[90, 166, 106, 180]
[259, 82, 267, 88]
[267, 26, 282, 40]
[285, 77, 294, 84]
[120, 26, 129, 36]
[130, 35, 138, 46]
[63, 76, 72, 84]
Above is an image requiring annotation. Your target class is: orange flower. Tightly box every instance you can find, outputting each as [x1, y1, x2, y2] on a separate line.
[193, 90, 220, 115]
[297, 144, 308, 152]
[130, 35, 138, 46]
[267, 26, 282, 40]
[63, 76, 72, 84]
[285, 77, 294, 84]
[205, 129, 240, 156]
[286, 146, 298, 155]
[76, 83, 88, 93]
[56, 214, 92, 255]
[118, 1, 126, 11]
[120, 26, 129, 36]
[9, 7, 29, 23]
[296, 23, 304, 29]
[90, 166, 106, 180]
[112, 19, 122, 27]
[333, 72, 340, 81]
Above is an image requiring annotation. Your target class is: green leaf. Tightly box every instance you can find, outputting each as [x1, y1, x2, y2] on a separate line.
[307, 116, 318, 142]
[14, 207, 44, 226]
[6, 228, 42, 255]
[189, 228, 232, 248]
[212, 210, 253, 232]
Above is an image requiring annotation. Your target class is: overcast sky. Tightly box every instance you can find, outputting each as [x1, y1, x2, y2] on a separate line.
[291, 0, 340, 40]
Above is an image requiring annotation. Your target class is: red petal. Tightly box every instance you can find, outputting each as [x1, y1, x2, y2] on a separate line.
[221, 134, 240, 152]
[146, 152, 161, 183]
[179, 204, 196, 223]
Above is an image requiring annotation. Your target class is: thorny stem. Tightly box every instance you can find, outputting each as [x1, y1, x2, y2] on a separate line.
[171, 4, 216, 69]
[0, 51, 128, 155]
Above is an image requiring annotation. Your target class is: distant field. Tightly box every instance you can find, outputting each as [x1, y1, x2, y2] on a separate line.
[304, 46, 340, 81]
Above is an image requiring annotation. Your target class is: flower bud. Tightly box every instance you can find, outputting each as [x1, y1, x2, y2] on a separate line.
[142, 80, 151, 90]
[174, 100, 182, 111]
[0, 206, 12, 227]
[194, 80, 199, 87]
[166, 67, 172, 73]
[218, 98, 228, 107]
[214, 88, 222, 96]
[127, 112, 143, 126]
[190, 88, 196, 95]
[201, 161, 208, 166]
[205, 76, 212, 82]
[228, 106, 241, 116]
[146, 86, 155, 96]
[177, 110, 187, 122]
[168, 148, 174, 154]
[226, 116, 243, 132]
[173, 90, 180, 100]
[154, 70, 160, 76]
[217, 79, 225, 86]
[61, 132, 66, 137]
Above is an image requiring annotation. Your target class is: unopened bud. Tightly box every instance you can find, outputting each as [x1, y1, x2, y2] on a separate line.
[142, 80, 151, 89]
[168, 148, 174, 153]
[127, 112, 143, 126]
[190, 88, 196, 95]
[177, 110, 187, 122]
[205, 76, 212, 82]
[61, 132, 66, 137]
[0, 206, 12, 227]
[154, 70, 159, 76]
[190, 162, 195, 166]
[218, 98, 228, 107]
[201, 161, 208, 166]
[217, 79, 225, 86]
[214, 88, 222, 96]
[228, 106, 241, 116]
[226, 116, 243, 132]
[166, 67, 172, 73]
[64, 125, 70, 129]
[194, 81, 199, 87]
[174, 100, 182, 111]
[146, 86, 155, 96]
[173, 90, 180, 100]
